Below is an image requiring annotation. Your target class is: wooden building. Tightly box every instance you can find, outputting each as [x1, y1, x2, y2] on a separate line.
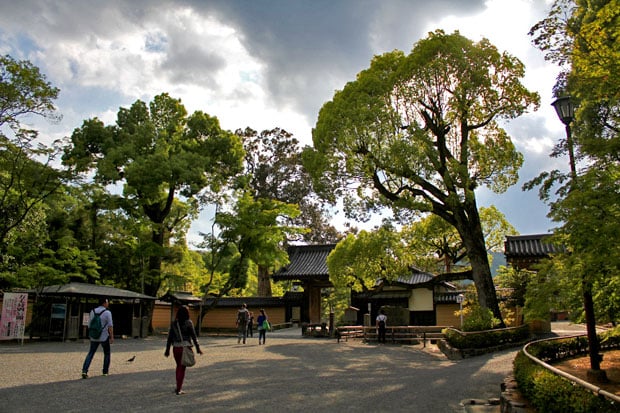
[151, 293, 303, 334]
[272, 244, 335, 324]
[351, 267, 461, 327]
[504, 233, 567, 323]
[504, 233, 561, 270]
[1, 283, 155, 341]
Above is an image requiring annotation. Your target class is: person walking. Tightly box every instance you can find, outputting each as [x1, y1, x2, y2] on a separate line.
[81, 297, 114, 379]
[257, 309, 268, 345]
[247, 311, 254, 338]
[236, 303, 249, 344]
[164, 305, 202, 395]
[376, 309, 387, 344]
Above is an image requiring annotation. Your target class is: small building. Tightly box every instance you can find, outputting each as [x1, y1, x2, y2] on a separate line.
[504, 233, 561, 270]
[3, 282, 156, 340]
[351, 267, 461, 327]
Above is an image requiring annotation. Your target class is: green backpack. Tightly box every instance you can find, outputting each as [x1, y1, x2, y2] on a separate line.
[88, 309, 107, 339]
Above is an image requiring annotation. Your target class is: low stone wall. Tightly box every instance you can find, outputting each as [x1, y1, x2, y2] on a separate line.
[437, 338, 530, 360]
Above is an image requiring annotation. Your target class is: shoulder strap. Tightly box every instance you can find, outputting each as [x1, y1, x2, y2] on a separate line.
[175, 320, 184, 340]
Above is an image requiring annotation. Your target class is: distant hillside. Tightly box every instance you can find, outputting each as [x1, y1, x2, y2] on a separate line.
[490, 251, 506, 277]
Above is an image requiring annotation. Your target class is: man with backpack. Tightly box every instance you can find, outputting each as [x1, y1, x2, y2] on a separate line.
[236, 303, 249, 344]
[81, 297, 114, 379]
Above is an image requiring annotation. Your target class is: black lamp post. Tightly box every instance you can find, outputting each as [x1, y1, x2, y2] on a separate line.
[551, 96, 577, 178]
[552, 96, 607, 381]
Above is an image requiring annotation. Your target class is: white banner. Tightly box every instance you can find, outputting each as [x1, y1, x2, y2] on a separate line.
[0, 293, 28, 340]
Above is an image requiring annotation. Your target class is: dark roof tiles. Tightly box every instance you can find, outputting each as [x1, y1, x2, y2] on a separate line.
[504, 234, 561, 258]
[273, 244, 335, 280]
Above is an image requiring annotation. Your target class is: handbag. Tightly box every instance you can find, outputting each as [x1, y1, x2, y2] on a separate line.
[181, 346, 196, 367]
[262, 320, 270, 330]
[175, 321, 196, 367]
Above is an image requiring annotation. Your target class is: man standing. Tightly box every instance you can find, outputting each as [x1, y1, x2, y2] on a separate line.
[236, 303, 249, 344]
[376, 309, 387, 344]
[81, 297, 114, 378]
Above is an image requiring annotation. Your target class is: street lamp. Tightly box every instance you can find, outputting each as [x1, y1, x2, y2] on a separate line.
[551, 96, 577, 178]
[552, 95, 606, 381]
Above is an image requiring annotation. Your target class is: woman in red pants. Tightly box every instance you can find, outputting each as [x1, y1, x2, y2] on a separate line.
[164, 305, 202, 394]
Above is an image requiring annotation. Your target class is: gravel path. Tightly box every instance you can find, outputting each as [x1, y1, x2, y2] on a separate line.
[0, 328, 517, 412]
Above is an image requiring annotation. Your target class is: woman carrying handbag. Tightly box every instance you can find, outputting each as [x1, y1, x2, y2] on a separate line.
[165, 305, 202, 395]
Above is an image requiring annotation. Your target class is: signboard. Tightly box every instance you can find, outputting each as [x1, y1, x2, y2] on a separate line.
[0, 292, 28, 341]
[50, 303, 66, 319]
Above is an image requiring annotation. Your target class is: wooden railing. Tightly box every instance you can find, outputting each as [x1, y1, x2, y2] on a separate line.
[523, 335, 620, 404]
[337, 325, 448, 346]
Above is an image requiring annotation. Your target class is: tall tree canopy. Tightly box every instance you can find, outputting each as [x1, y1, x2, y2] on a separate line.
[304, 30, 539, 324]
[235, 127, 340, 295]
[0, 55, 65, 283]
[63, 93, 244, 298]
[529, 0, 620, 374]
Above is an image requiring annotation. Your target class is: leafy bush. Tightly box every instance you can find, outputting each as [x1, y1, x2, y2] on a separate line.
[442, 325, 529, 350]
[513, 351, 617, 412]
[462, 305, 500, 332]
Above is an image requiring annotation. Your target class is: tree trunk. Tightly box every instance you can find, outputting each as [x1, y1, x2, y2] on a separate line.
[457, 204, 505, 328]
[143, 226, 165, 333]
[257, 264, 272, 296]
[583, 279, 607, 382]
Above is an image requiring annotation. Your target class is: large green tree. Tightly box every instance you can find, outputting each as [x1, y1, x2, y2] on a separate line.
[304, 30, 539, 325]
[63, 93, 244, 298]
[237, 127, 340, 295]
[529, 0, 619, 377]
[0, 55, 64, 259]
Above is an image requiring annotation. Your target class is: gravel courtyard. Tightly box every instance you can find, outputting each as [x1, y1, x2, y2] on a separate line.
[0, 328, 517, 413]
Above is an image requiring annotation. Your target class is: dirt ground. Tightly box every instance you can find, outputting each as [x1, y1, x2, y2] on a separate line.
[553, 349, 620, 395]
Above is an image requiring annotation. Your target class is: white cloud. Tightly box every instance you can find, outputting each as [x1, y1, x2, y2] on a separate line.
[0, 0, 561, 236]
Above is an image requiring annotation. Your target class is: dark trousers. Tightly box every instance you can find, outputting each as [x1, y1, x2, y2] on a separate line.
[237, 323, 247, 343]
[173, 346, 187, 392]
[82, 339, 111, 374]
[378, 326, 386, 343]
[258, 329, 266, 344]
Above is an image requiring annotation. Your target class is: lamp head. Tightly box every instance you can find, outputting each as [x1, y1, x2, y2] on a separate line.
[551, 96, 574, 126]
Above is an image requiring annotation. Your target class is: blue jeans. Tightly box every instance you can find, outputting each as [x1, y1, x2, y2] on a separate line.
[82, 339, 111, 374]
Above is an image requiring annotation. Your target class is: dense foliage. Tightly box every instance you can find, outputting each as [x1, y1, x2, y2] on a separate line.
[306, 30, 539, 325]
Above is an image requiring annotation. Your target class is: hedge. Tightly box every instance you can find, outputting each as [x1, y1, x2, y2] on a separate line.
[513, 328, 620, 412]
[513, 351, 616, 412]
[442, 325, 530, 350]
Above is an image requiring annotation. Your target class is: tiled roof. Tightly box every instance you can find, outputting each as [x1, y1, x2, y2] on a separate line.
[395, 268, 435, 285]
[40, 282, 156, 300]
[434, 292, 463, 303]
[159, 291, 202, 303]
[203, 296, 297, 308]
[272, 244, 336, 281]
[504, 234, 562, 258]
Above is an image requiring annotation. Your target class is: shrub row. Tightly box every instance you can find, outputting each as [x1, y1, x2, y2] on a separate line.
[442, 325, 530, 350]
[527, 328, 620, 363]
[513, 351, 616, 412]
[513, 328, 620, 413]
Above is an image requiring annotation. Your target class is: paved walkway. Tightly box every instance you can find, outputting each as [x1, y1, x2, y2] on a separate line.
[0, 323, 589, 412]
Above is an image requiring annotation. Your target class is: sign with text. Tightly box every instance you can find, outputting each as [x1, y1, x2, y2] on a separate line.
[0, 293, 28, 340]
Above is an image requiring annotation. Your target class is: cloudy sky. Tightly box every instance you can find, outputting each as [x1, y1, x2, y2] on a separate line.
[0, 0, 566, 244]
